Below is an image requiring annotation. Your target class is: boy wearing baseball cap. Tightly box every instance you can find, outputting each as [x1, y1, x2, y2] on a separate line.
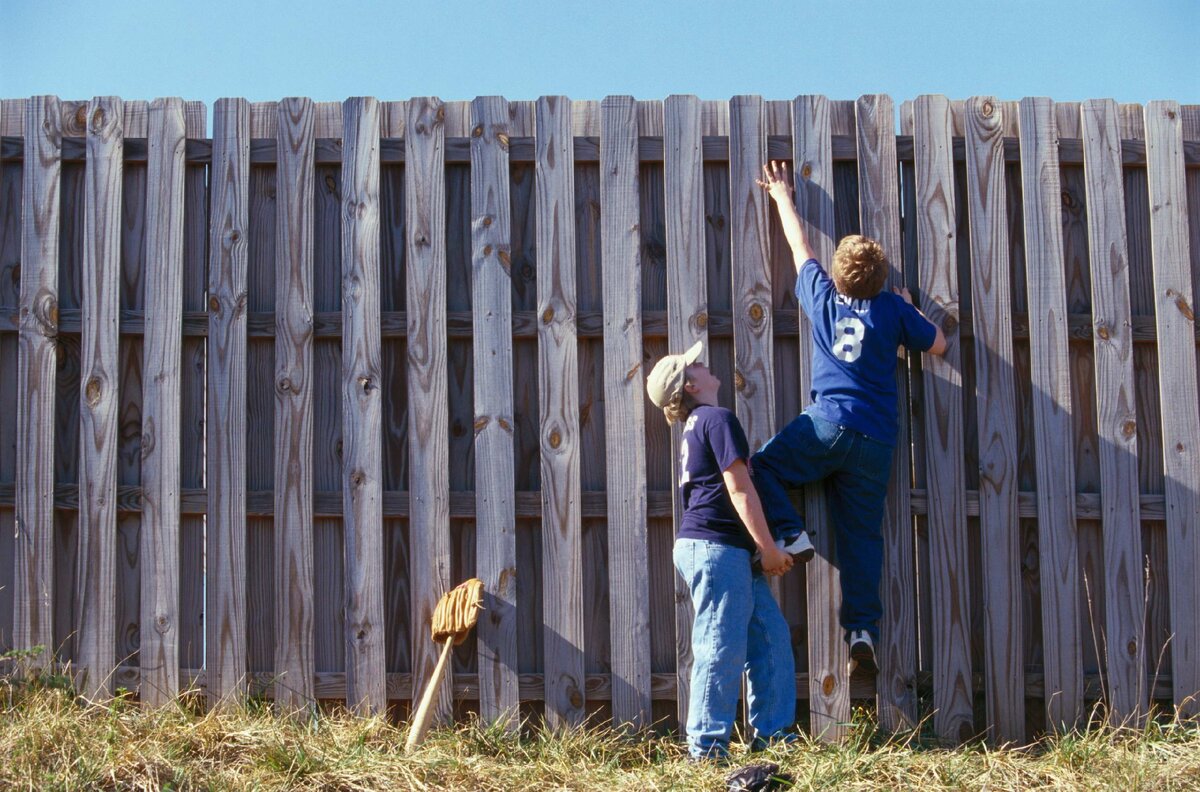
[647, 341, 796, 760]
[754, 161, 947, 675]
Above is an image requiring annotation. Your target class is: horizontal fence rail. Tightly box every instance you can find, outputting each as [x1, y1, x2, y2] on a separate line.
[1, 94, 1198, 744]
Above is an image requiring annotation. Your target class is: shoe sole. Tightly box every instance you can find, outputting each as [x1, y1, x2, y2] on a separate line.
[850, 644, 877, 675]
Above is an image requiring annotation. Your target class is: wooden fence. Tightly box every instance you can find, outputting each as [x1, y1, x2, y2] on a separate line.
[0, 94, 1198, 745]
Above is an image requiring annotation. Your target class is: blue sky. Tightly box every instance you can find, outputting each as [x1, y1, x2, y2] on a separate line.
[3, 0, 1196, 115]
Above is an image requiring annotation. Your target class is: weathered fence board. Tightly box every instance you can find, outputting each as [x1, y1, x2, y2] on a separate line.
[468, 95, 520, 725]
[179, 101, 207, 676]
[535, 96, 585, 729]
[272, 97, 316, 712]
[729, 95, 775, 462]
[206, 98, 250, 705]
[1080, 98, 1146, 725]
[76, 96, 123, 698]
[600, 94, 652, 729]
[1017, 96, 1083, 732]
[342, 96, 386, 714]
[139, 97, 186, 706]
[913, 94, 975, 743]
[1144, 100, 1200, 716]
[963, 95, 1022, 743]
[14, 95, 61, 672]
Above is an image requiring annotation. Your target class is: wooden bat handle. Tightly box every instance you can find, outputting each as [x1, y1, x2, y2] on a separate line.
[404, 636, 455, 752]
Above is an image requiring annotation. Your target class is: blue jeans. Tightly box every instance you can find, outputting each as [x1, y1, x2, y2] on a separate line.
[673, 538, 796, 759]
[750, 410, 892, 643]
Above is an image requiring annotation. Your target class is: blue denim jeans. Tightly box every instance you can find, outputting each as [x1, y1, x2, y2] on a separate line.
[672, 538, 796, 759]
[750, 410, 893, 644]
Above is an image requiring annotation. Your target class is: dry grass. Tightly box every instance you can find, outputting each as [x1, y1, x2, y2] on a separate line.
[3, 673, 1200, 791]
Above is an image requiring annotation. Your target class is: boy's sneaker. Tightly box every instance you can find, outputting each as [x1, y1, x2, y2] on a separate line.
[848, 630, 877, 676]
[750, 532, 816, 574]
[778, 532, 815, 562]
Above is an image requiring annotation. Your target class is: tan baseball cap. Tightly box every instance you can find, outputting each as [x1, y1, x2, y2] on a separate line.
[646, 340, 704, 408]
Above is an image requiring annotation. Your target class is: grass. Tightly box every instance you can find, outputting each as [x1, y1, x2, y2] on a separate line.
[3, 663, 1200, 790]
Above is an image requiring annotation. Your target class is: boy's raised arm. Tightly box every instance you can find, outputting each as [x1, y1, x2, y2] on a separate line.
[757, 161, 818, 272]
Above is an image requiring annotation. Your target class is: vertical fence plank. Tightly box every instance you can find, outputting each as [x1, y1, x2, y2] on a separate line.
[963, 95, 1023, 742]
[1017, 96, 1083, 731]
[206, 97, 250, 705]
[139, 97, 185, 705]
[1144, 100, 1200, 716]
[406, 96, 451, 721]
[179, 100, 207, 676]
[1081, 99, 1146, 725]
[664, 94, 708, 728]
[14, 96, 61, 672]
[855, 93, 918, 731]
[599, 94, 651, 729]
[116, 102, 147, 680]
[76, 96, 123, 698]
[273, 97, 315, 712]
[535, 95, 585, 729]
[792, 94, 849, 740]
[470, 95, 520, 725]
[0, 100, 13, 657]
[729, 94, 775, 468]
[341, 96, 386, 714]
[911, 94, 974, 742]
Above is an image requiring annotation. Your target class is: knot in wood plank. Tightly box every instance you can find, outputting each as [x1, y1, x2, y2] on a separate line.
[1121, 420, 1136, 439]
[542, 306, 555, 324]
[694, 311, 708, 329]
[85, 376, 103, 407]
[734, 371, 746, 391]
[747, 302, 764, 324]
[822, 674, 836, 696]
[1166, 289, 1194, 322]
[548, 429, 562, 449]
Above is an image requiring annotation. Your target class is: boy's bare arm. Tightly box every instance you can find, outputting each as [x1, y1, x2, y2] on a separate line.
[756, 161, 818, 271]
[893, 286, 949, 356]
[722, 459, 793, 576]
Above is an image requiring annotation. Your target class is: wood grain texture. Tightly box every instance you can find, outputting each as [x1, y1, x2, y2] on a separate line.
[1143, 100, 1200, 716]
[964, 96, 1023, 742]
[341, 97, 386, 714]
[405, 96, 452, 720]
[855, 94, 917, 731]
[272, 97, 316, 712]
[14, 96, 61, 671]
[1080, 99, 1146, 725]
[470, 95, 520, 726]
[599, 95, 652, 729]
[75, 96, 123, 698]
[139, 97, 186, 705]
[312, 101, 346, 688]
[116, 99, 147, 682]
[911, 95, 974, 742]
[1017, 96, 1083, 731]
[535, 96, 585, 729]
[664, 94, 708, 728]
[206, 98, 250, 706]
[0, 98, 12, 657]
[179, 101, 207, 675]
[792, 94, 850, 741]
[244, 102, 278, 686]
[729, 96, 775, 453]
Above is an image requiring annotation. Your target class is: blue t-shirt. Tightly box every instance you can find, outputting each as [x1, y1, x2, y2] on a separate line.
[796, 258, 937, 445]
[677, 405, 755, 552]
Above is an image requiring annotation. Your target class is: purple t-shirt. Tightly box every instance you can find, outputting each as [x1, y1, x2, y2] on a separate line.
[796, 258, 938, 444]
[677, 405, 755, 552]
